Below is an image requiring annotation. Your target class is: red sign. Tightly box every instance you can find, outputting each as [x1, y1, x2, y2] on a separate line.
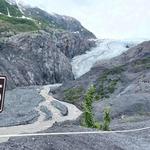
[0, 76, 6, 113]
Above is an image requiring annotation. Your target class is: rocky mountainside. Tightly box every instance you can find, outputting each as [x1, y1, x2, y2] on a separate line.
[0, 0, 22, 17]
[0, 0, 96, 89]
[55, 41, 150, 127]
[23, 7, 96, 39]
[0, 1, 150, 150]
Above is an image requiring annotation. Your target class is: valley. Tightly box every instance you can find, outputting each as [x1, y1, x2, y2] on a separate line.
[0, 0, 150, 149]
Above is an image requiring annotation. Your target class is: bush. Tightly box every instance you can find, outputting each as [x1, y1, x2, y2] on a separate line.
[82, 85, 111, 131]
[102, 107, 111, 131]
[64, 86, 83, 103]
[83, 107, 95, 128]
[83, 85, 95, 127]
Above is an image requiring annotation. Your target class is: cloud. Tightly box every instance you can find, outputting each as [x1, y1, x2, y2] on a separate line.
[20, 0, 150, 39]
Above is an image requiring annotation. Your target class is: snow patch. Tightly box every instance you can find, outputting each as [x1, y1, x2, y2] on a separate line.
[7, 7, 11, 17]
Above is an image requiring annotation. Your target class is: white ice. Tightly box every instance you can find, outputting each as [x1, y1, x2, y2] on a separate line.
[71, 39, 144, 78]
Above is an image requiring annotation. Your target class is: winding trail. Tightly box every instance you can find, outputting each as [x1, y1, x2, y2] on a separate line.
[0, 85, 82, 143]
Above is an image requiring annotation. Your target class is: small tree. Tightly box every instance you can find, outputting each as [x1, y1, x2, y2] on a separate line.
[83, 85, 111, 131]
[83, 85, 96, 128]
[84, 107, 95, 128]
[102, 107, 111, 131]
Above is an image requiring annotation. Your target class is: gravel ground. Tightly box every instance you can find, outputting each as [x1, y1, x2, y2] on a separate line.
[0, 86, 43, 127]
[0, 125, 150, 150]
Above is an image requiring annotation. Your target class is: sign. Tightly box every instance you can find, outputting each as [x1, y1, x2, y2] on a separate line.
[0, 76, 6, 113]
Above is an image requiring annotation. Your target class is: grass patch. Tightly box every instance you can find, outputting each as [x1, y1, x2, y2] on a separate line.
[0, 14, 38, 32]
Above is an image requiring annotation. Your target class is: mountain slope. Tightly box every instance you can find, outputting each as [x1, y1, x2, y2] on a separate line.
[0, 0, 96, 89]
[0, 0, 22, 16]
[23, 7, 96, 39]
[0, 31, 75, 89]
[55, 41, 150, 127]
[0, 0, 39, 35]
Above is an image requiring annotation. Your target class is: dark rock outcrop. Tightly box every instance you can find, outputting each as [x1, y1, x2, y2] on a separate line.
[0, 1, 97, 89]
[54, 31, 96, 58]
[0, 31, 74, 89]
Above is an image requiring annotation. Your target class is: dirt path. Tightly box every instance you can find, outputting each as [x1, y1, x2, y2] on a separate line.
[0, 85, 82, 143]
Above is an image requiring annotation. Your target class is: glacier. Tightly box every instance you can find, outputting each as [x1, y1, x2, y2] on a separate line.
[71, 39, 144, 78]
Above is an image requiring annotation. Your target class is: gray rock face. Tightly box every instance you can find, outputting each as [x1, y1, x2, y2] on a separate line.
[92, 41, 150, 121]
[93, 72, 150, 121]
[0, 3, 96, 89]
[0, 30, 96, 89]
[0, 31, 74, 89]
[55, 31, 96, 58]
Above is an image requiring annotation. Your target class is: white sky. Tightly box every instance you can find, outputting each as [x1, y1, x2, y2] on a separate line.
[20, 0, 150, 39]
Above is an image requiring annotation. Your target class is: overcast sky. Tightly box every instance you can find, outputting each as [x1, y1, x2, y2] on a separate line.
[20, 0, 150, 39]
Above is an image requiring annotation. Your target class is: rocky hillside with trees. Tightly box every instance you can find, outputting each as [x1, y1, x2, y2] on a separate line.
[54, 40, 150, 130]
[0, 0, 150, 150]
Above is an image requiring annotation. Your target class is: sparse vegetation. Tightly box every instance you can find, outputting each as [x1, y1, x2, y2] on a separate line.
[94, 66, 125, 101]
[0, 0, 22, 17]
[31, 15, 64, 31]
[0, 14, 38, 32]
[64, 86, 83, 103]
[133, 57, 150, 69]
[102, 107, 111, 131]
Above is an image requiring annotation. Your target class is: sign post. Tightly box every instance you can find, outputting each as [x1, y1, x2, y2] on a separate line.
[0, 76, 6, 113]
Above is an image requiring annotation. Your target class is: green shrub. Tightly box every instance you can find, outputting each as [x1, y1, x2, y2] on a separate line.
[64, 86, 83, 103]
[102, 107, 111, 131]
[78, 85, 111, 131]
[83, 85, 96, 128]
[94, 121, 103, 129]
[83, 107, 95, 128]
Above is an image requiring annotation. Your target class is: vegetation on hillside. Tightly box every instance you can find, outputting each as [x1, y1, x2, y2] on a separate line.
[0, 14, 38, 33]
[0, 0, 22, 17]
[95, 66, 124, 100]
[133, 57, 150, 70]
[0, 0, 65, 34]
[64, 86, 84, 103]
[30, 15, 63, 30]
